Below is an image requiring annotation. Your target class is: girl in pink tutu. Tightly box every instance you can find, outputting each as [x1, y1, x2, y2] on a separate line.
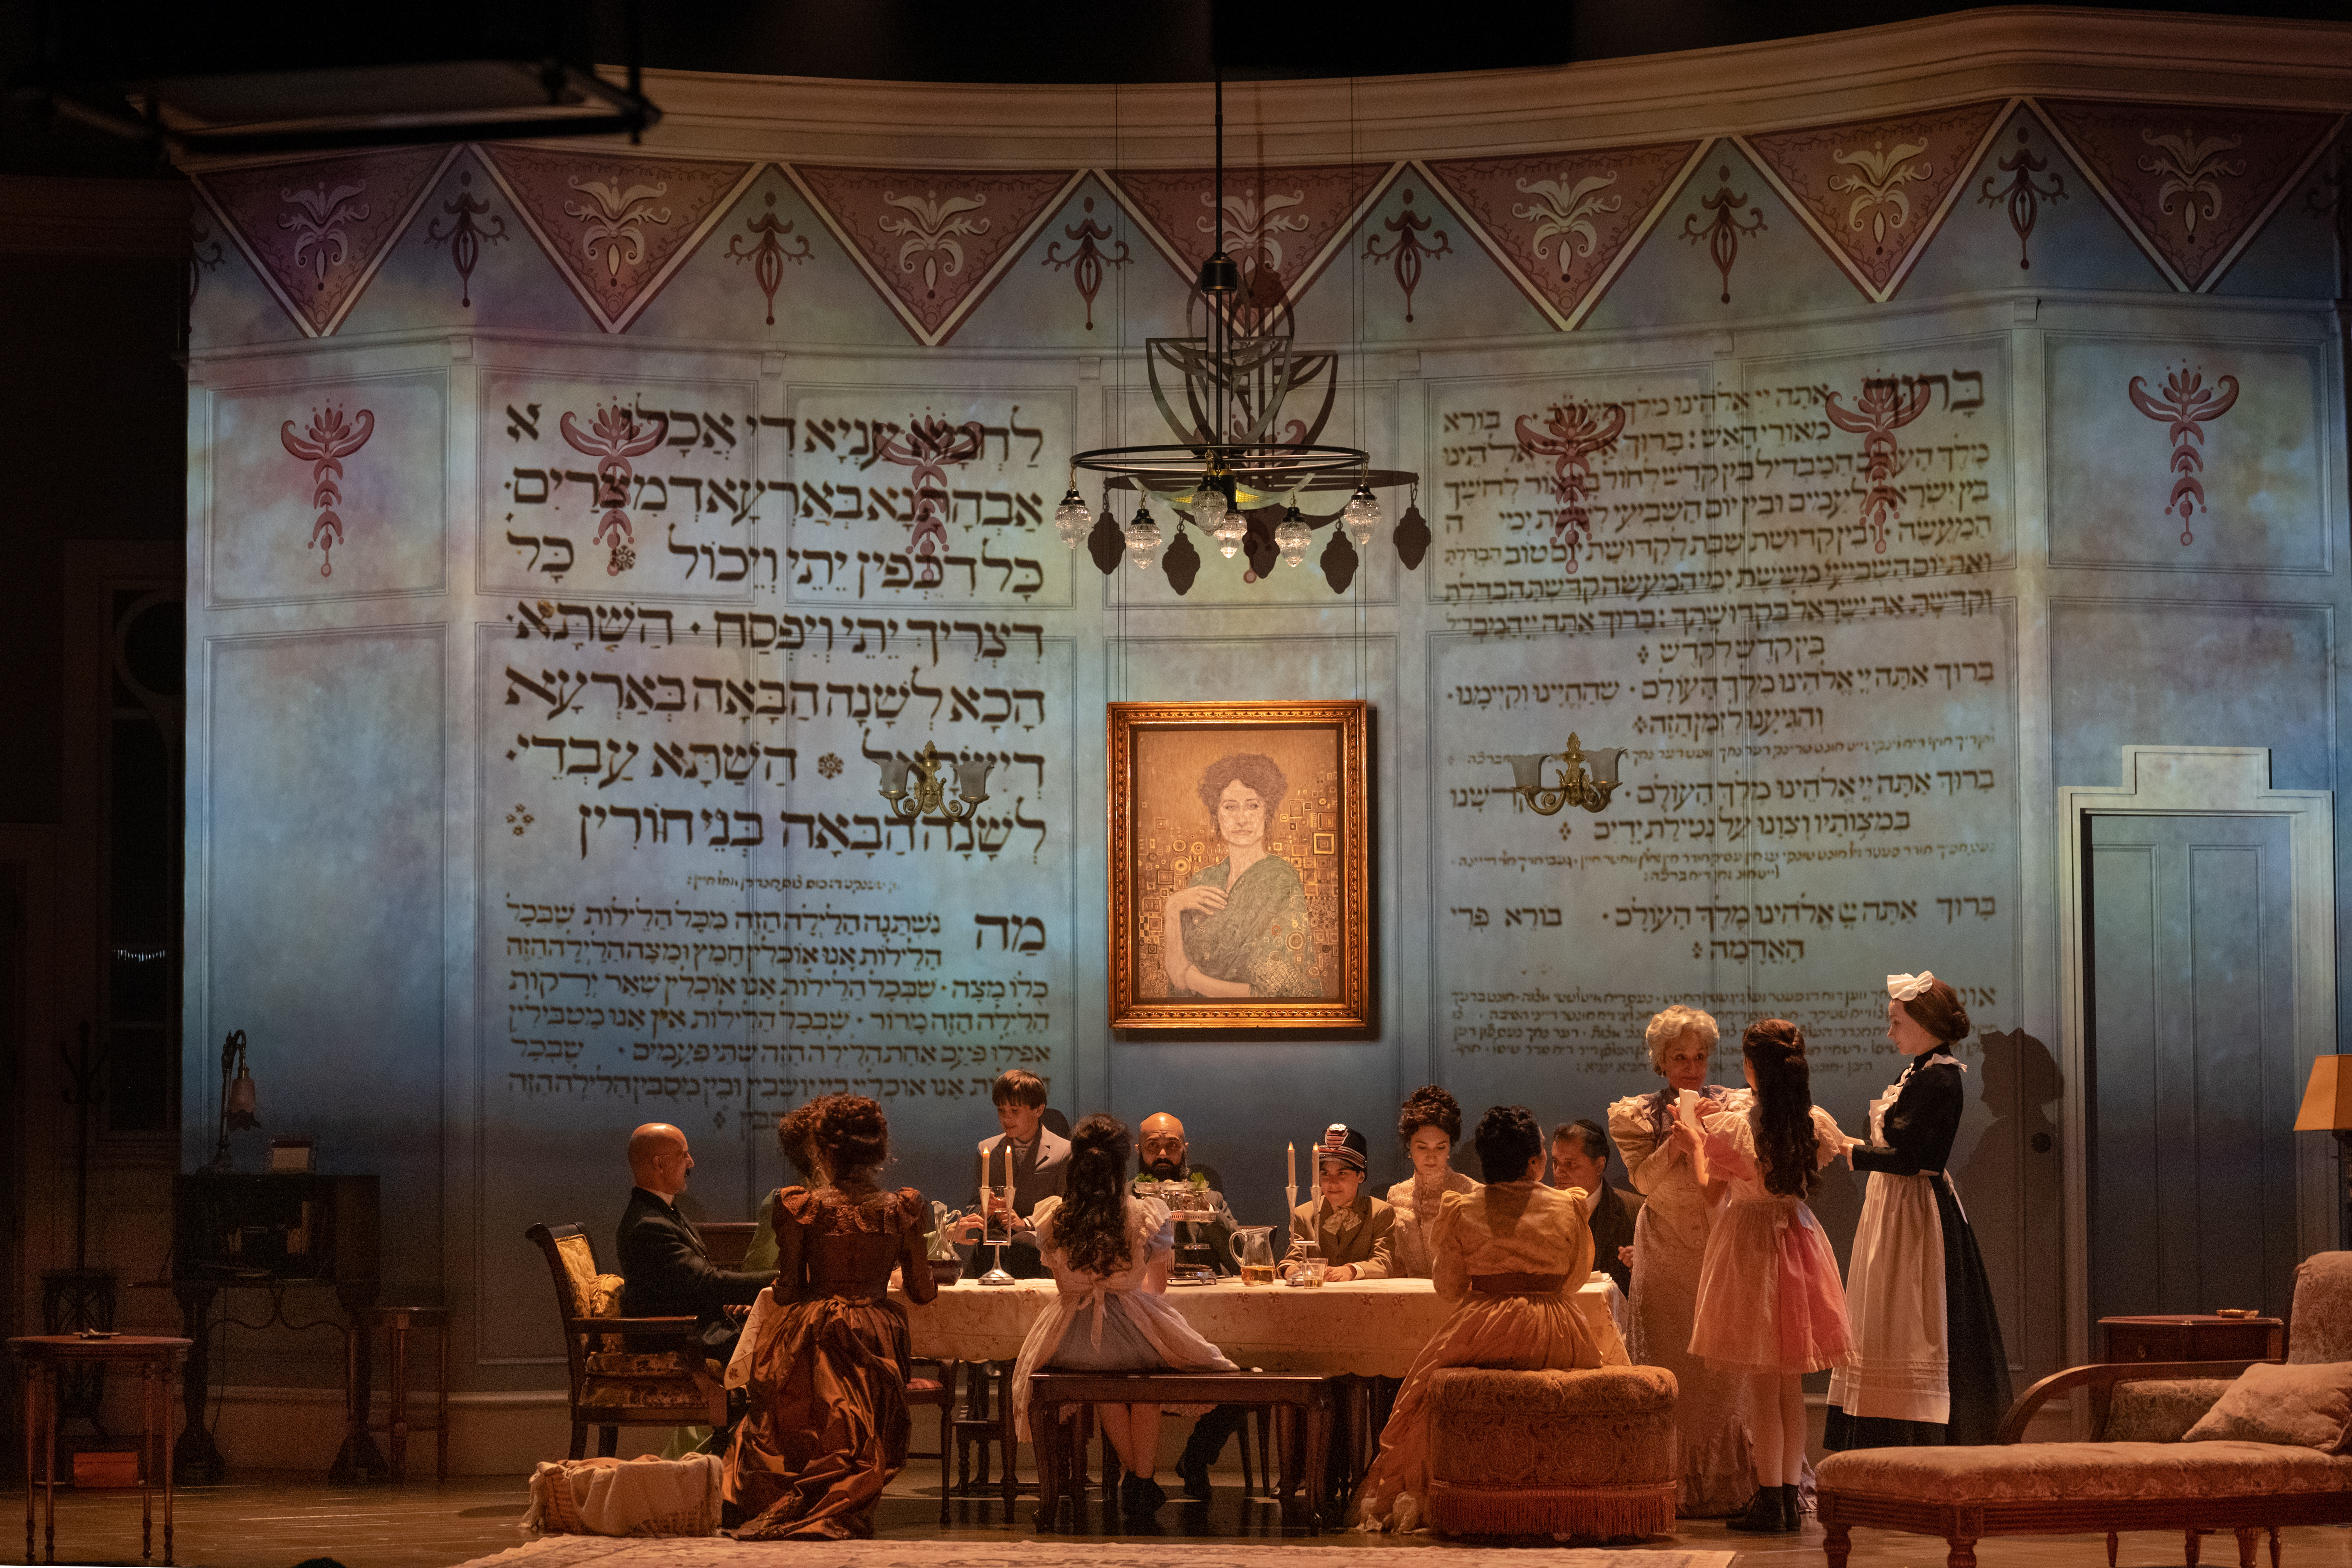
[1687, 1019, 1856, 1535]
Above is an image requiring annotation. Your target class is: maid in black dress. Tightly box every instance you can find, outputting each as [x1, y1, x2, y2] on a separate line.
[1823, 971, 2013, 1448]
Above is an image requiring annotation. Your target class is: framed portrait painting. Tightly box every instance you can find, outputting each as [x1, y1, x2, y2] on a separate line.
[1107, 700, 1370, 1030]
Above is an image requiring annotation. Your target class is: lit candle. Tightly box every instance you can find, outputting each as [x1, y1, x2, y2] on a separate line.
[1287, 1140, 1296, 1188]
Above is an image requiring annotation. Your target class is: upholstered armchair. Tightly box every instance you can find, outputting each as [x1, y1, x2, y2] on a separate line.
[526, 1222, 728, 1461]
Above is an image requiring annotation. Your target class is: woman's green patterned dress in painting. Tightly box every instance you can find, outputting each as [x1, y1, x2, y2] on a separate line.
[1172, 855, 1318, 996]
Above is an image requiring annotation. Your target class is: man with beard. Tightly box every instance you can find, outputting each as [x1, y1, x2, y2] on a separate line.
[1132, 1111, 1257, 1502]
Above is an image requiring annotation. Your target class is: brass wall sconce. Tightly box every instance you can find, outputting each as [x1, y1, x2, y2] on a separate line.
[1501, 734, 1624, 815]
[878, 740, 994, 821]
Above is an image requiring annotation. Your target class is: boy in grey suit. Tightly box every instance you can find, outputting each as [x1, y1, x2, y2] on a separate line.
[955, 1068, 1069, 1277]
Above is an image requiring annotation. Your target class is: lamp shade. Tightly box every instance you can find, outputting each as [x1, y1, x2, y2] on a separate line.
[2295, 1055, 2352, 1131]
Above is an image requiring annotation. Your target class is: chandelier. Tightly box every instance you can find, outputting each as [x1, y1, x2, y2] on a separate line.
[1051, 76, 1427, 594]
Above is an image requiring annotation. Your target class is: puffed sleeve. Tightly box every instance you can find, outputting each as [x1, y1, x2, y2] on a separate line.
[1430, 1191, 1474, 1303]
[1696, 1103, 1760, 1182]
[1809, 1105, 1852, 1170]
[1608, 1095, 1674, 1195]
[1851, 1063, 1961, 1175]
[1137, 1196, 1176, 1256]
[1029, 1194, 1065, 1254]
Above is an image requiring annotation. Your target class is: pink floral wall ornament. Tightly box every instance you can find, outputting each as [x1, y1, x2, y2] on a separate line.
[2128, 366, 2239, 545]
[1823, 378, 1931, 554]
[873, 416, 986, 575]
[1979, 123, 2066, 270]
[1040, 195, 1131, 330]
[1681, 165, 1766, 304]
[1514, 400, 1627, 572]
[425, 168, 508, 308]
[559, 405, 669, 575]
[725, 191, 814, 326]
[280, 404, 375, 577]
[1363, 188, 1453, 322]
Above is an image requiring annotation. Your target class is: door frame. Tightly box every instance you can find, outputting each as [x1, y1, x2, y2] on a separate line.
[2058, 745, 2335, 1368]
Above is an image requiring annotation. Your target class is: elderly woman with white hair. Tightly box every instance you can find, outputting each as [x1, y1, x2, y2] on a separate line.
[1608, 1005, 1755, 1517]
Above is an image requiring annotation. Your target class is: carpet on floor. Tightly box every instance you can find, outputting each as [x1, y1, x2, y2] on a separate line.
[452, 1539, 1740, 1568]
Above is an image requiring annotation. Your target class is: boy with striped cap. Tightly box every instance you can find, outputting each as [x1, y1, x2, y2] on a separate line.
[1279, 1122, 1396, 1281]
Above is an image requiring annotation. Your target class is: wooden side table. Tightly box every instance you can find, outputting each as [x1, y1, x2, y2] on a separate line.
[10, 1335, 189, 1565]
[358, 1307, 449, 1483]
[2099, 1314, 2286, 1363]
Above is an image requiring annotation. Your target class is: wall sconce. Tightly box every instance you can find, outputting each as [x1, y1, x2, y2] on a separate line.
[1501, 734, 1624, 815]
[210, 1028, 259, 1172]
[878, 740, 994, 822]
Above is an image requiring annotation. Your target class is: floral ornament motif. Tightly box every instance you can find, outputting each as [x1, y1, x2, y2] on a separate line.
[725, 190, 814, 326]
[2127, 365, 2239, 545]
[1041, 195, 1131, 330]
[1978, 124, 2065, 270]
[279, 404, 375, 577]
[1680, 165, 1766, 305]
[279, 180, 369, 284]
[1363, 188, 1453, 323]
[559, 405, 670, 576]
[563, 175, 673, 279]
[1198, 187, 1311, 278]
[425, 168, 508, 308]
[1829, 139, 1933, 254]
[506, 803, 534, 837]
[878, 188, 991, 297]
[873, 416, 986, 574]
[1822, 377, 1932, 554]
[187, 219, 224, 309]
[2137, 128, 2247, 239]
[816, 753, 844, 780]
[1514, 400, 1628, 571]
[1512, 172, 1623, 276]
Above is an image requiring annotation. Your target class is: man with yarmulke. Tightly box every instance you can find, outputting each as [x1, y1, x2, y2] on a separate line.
[1278, 1123, 1396, 1281]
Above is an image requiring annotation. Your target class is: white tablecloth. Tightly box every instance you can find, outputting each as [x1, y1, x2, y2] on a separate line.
[892, 1274, 1630, 1377]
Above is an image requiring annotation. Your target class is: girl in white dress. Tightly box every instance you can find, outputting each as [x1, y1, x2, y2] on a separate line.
[1010, 1114, 1235, 1517]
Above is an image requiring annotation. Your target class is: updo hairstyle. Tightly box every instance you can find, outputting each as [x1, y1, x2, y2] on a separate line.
[776, 1095, 833, 1181]
[1471, 1104, 1544, 1183]
[1644, 1004, 1720, 1073]
[808, 1094, 889, 1180]
[1899, 978, 1972, 1046]
[1196, 753, 1289, 821]
[1397, 1083, 1464, 1148]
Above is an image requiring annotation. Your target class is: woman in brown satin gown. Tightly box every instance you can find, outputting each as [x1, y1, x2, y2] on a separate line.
[723, 1095, 937, 1539]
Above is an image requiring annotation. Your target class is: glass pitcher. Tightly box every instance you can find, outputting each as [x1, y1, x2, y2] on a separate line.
[1228, 1225, 1279, 1285]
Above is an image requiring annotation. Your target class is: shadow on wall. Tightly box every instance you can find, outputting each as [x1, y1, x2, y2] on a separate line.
[1962, 1028, 2064, 1360]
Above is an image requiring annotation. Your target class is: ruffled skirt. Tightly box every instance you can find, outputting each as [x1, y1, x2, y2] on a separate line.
[1010, 1287, 1236, 1439]
[1689, 1196, 1852, 1375]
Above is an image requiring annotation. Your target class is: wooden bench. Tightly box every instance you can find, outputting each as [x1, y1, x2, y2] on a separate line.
[1026, 1371, 1335, 1533]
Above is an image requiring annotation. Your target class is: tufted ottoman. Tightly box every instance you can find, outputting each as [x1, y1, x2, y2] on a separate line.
[1424, 1365, 1679, 1538]
[1817, 1442, 2352, 1568]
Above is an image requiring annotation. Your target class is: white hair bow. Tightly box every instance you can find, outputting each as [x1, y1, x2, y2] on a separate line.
[1887, 971, 1936, 1002]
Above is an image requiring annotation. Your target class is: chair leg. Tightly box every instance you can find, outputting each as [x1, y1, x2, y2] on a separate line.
[2269, 1527, 2282, 1568]
[568, 1421, 588, 1461]
[1238, 1407, 1256, 1497]
[1256, 1405, 1272, 1498]
[597, 1425, 618, 1458]
[2235, 1528, 2262, 1568]
[1824, 1522, 1852, 1568]
[2107, 1531, 2119, 1568]
[1947, 1537, 1978, 1568]
[937, 1397, 952, 1526]
[2187, 1530, 2204, 1568]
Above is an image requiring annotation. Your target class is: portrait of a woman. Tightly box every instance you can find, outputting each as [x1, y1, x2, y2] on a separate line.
[1159, 752, 1319, 998]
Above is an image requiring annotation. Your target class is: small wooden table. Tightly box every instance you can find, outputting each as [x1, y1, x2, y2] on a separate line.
[2099, 1314, 2286, 1364]
[10, 1335, 189, 1565]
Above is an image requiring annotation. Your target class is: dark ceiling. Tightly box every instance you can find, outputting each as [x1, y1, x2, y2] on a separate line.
[3, 0, 2342, 177]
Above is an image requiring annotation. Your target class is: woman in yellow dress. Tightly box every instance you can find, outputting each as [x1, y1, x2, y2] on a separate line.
[1355, 1105, 1606, 1532]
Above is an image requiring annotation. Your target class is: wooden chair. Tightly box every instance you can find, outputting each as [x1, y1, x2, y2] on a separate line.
[906, 1361, 953, 1523]
[525, 1222, 726, 1460]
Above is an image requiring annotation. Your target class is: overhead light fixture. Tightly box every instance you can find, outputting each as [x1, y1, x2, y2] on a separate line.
[1062, 72, 1418, 594]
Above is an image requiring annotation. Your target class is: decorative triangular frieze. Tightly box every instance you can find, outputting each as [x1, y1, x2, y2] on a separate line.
[1102, 162, 1401, 313]
[786, 165, 1085, 346]
[1741, 101, 2010, 302]
[2033, 98, 2343, 291]
[477, 146, 759, 332]
[192, 145, 457, 336]
[1416, 141, 1706, 330]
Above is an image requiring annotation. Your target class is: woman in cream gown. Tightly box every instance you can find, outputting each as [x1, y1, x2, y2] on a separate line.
[1607, 1005, 1754, 1517]
[1384, 1084, 1479, 1279]
[1356, 1106, 1605, 1532]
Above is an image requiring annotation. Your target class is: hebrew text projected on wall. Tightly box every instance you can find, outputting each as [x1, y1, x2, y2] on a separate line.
[1424, 349, 2016, 1117]
[781, 386, 1075, 608]
[484, 372, 769, 597]
[1429, 605, 2017, 1117]
[478, 383, 1076, 1355]
[1432, 344, 2010, 628]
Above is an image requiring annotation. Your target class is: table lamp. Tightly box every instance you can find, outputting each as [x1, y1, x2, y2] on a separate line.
[2293, 1055, 2352, 1244]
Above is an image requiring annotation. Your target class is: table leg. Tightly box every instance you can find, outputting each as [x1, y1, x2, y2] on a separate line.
[23, 1353, 36, 1565]
[329, 1282, 386, 1482]
[140, 1361, 155, 1562]
[996, 1364, 1018, 1518]
[436, 1315, 450, 1483]
[162, 1353, 178, 1567]
[40, 1363, 57, 1564]
[386, 1314, 411, 1484]
[1305, 1391, 1331, 1533]
[170, 1285, 225, 1485]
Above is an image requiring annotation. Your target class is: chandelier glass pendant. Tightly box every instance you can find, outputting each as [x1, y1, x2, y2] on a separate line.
[1058, 74, 1425, 594]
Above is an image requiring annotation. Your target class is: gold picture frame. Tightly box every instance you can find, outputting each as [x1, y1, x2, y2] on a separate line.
[1107, 700, 1371, 1031]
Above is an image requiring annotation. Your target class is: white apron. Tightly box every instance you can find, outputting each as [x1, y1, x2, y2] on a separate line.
[1825, 1071, 1951, 1425]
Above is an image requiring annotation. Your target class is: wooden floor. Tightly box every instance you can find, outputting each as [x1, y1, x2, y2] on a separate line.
[15, 1465, 2352, 1568]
